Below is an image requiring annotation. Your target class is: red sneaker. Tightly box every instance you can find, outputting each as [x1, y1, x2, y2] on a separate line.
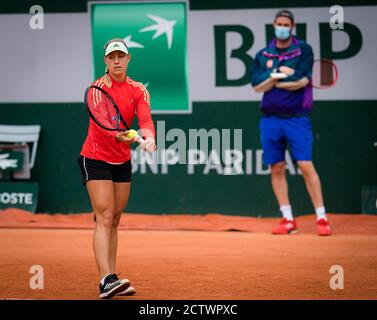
[317, 218, 332, 236]
[272, 218, 298, 235]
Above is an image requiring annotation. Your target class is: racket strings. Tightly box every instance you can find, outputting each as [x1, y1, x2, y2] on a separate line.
[312, 59, 338, 89]
[87, 87, 120, 129]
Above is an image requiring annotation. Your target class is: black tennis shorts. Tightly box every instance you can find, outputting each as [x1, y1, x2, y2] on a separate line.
[77, 156, 132, 186]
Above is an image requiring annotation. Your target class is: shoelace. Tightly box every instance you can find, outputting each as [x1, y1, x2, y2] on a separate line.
[318, 219, 328, 226]
[104, 281, 119, 290]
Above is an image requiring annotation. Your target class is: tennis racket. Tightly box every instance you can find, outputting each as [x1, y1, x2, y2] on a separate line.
[311, 59, 338, 89]
[84, 85, 145, 145]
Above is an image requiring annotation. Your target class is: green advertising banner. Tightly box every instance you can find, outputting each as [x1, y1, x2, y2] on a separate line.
[90, 2, 189, 113]
[0, 182, 38, 213]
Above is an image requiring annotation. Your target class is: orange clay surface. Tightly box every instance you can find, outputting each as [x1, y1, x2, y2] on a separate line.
[0, 209, 376, 300]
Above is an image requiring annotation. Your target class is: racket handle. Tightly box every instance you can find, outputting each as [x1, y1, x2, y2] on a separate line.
[135, 135, 145, 144]
[135, 135, 157, 152]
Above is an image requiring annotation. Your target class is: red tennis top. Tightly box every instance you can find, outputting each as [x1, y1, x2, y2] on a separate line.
[80, 74, 155, 163]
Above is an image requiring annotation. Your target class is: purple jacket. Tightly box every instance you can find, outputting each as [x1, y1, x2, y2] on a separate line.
[250, 37, 314, 115]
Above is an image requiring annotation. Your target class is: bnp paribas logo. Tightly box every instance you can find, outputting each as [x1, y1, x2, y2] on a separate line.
[90, 2, 189, 113]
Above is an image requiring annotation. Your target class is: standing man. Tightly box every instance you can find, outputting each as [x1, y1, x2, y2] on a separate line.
[250, 10, 331, 236]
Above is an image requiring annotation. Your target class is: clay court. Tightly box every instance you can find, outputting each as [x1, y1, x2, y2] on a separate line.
[0, 209, 376, 300]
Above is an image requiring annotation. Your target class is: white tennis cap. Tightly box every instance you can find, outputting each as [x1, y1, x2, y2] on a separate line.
[104, 41, 129, 56]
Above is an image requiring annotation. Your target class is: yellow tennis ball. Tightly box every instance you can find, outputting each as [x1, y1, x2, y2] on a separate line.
[127, 129, 137, 138]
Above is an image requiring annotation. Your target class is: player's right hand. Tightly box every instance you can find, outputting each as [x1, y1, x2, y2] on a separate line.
[141, 137, 157, 153]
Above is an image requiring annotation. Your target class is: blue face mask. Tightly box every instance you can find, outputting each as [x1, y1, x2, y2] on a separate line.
[274, 26, 291, 40]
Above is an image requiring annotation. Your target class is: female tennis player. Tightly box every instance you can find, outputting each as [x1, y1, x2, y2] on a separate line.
[78, 38, 156, 299]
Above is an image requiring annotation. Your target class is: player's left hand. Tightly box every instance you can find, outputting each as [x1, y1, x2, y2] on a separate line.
[142, 137, 157, 152]
[279, 66, 295, 76]
[116, 131, 134, 144]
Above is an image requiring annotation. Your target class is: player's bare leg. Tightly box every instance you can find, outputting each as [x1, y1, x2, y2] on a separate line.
[111, 182, 136, 295]
[109, 182, 131, 274]
[87, 180, 115, 279]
